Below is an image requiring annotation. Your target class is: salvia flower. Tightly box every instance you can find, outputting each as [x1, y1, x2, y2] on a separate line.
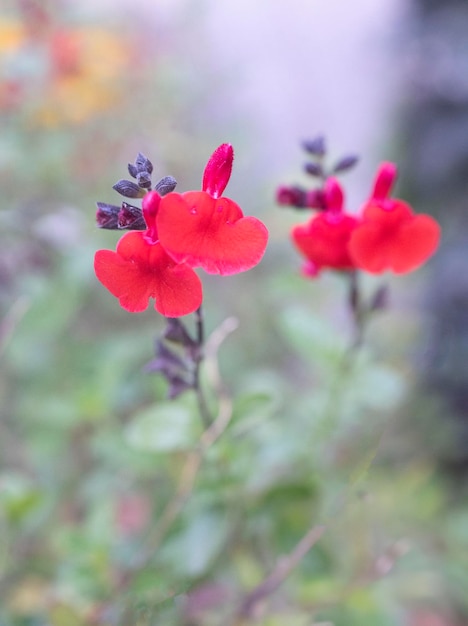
[94, 144, 269, 315]
[349, 163, 441, 274]
[94, 191, 202, 316]
[156, 144, 269, 275]
[291, 178, 359, 276]
[282, 155, 440, 278]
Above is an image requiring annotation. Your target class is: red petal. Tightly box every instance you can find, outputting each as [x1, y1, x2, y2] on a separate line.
[389, 214, 441, 273]
[157, 191, 268, 275]
[349, 211, 440, 274]
[94, 232, 202, 316]
[94, 248, 150, 312]
[347, 221, 393, 274]
[202, 144, 234, 198]
[292, 212, 359, 271]
[362, 199, 413, 224]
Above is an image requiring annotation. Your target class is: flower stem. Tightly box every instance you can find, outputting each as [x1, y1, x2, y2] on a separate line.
[348, 270, 365, 350]
[193, 305, 214, 429]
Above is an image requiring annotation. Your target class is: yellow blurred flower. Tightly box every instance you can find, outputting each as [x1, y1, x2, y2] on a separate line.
[36, 27, 132, 125]
[0, 16, 134, 125]
[0, 19, 25, 52]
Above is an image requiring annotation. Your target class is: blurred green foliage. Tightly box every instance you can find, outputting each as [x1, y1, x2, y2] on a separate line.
[0, 2, 465, 626]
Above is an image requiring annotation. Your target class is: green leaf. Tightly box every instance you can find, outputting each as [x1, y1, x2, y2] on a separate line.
[125, 402, 200, 452]
[0, 473, 43, 525]
[50, 604, 84, 626]
[231, 391, 278, 432]
[164, 509, 229, 578]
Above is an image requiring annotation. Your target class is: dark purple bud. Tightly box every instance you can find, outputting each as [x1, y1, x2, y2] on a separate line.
[163, 318, 196, 347]
[118, 202, 147, 230]
[135, 153, 153, 174]
[369, 284, 389, 312]
[168, 376, 194, 399]
[305, 189, 327, 210]
[304, 162, 324, 178]
[96, 202, 120, 229]
[276, 185, 308, 208]
[302, 136, 326, 157]
[144, 341, 189, 378]
[136, 171, 152, 189]
[113, 179, 145, 199]
[333, 155, 360, 174]
[155, 176, 177, 196]
[127, 163, 138, 178]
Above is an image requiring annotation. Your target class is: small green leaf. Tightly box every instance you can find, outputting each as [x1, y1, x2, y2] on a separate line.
[0, 473, 43, 525]
[165, 510, 229, 578]
[125, 402, 200, 452]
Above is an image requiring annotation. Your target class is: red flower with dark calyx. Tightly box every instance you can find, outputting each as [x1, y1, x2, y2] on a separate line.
[349, 163, 441, 274]
[156, 145, 268, 276]
[290, 177, 359, 277]
[94, 191, 202, 316]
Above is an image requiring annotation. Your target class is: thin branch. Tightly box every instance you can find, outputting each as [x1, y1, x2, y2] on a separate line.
[234, 524, 327, 622]
[111, 317, 239, 609]
[0, 296, 30, 357]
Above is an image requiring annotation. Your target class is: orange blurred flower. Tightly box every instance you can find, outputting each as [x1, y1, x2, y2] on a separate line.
[0, 15, 134, 125]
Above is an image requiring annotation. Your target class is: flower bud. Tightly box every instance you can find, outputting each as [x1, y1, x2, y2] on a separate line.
[136, 171, 152, 189]
[333, 154, 359, 174]
[276, 185, 307, 208]
[135, 152, 153, 174]
[202, 143, 233, 199]
[113, 179, 145, 199]
[323, 177, 344, 212]
[302, 136, 326, 157]
[96, 202, 120, 229]
[127, 163, 138, 178]
[118, 202, 146, 230]
[305, 189, 327, 210]
[155, 176, 177, 196]
[304, 162, 324, 178]
[371, 162, 398, 200]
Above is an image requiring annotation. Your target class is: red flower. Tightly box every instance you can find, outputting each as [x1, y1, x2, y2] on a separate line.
[292, 212, 359, 276]
[349, 163, 441, 274]
[290, 178, 359, 276]
[156, 145, 268, 275]
[94, 192, 202, 316]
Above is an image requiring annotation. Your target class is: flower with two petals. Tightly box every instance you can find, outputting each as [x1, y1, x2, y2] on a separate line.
[348, 163, 441, 274]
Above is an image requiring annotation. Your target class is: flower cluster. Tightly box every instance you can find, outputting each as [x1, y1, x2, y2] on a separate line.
[278, 140, 441, 278]
[94, 145, 269, 317]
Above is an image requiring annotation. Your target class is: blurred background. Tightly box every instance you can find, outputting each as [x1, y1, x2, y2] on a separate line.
[1, 0, 467, 624]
